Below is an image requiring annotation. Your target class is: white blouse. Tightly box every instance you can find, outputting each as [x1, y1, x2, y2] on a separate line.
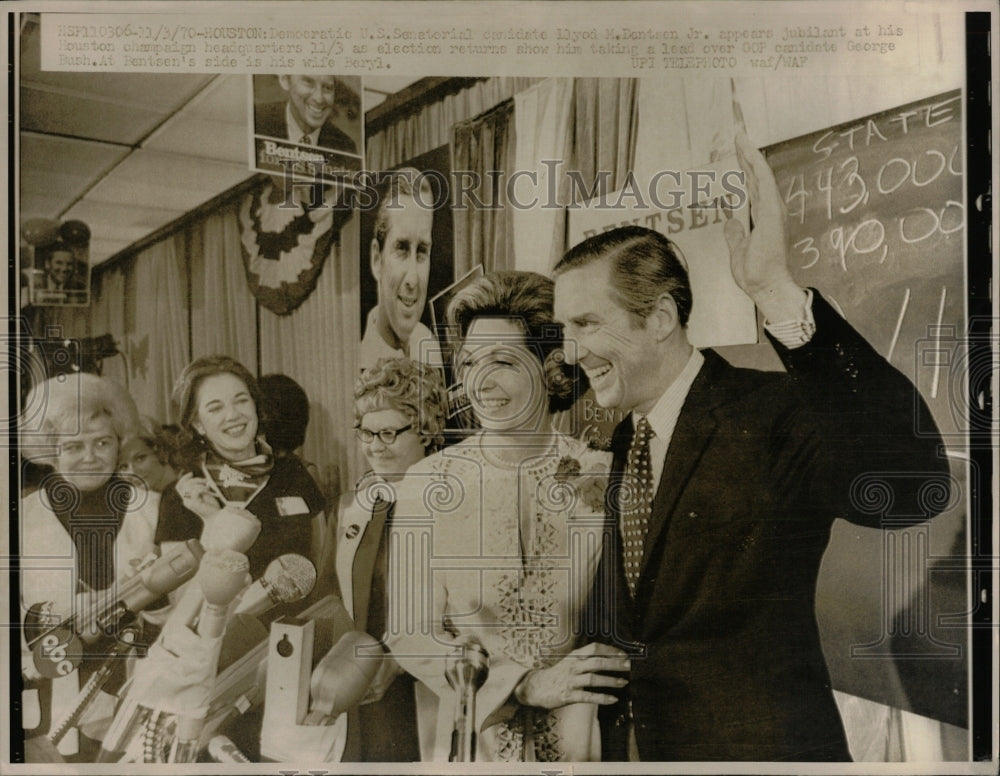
[386, 432, 610, 761]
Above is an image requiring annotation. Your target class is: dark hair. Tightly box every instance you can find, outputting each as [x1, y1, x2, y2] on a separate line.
[554, 226, 692, 327]
[258, 373, 310, 454]
[170, 355, 262, 467]
[372, 167, 434, 250]
[445, 271, 586, 413]
[354, 357, 448, 451]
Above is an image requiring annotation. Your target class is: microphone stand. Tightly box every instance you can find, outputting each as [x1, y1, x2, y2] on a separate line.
[47, 623, 141, 747]
[445, 642, 489, 762]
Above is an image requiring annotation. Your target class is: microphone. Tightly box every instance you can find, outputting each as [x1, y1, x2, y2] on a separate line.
[47, 623, 141, 746]
[309, 630, 382, 717]
[446, 640, 489, 762]
[207, 734, 251, 763]
[31, 540, 204, 678]
[197, 551, 250, 639]
[233, 554, 317, 619]
[88, 539, 205, 641]
[200, 506, 261, 554]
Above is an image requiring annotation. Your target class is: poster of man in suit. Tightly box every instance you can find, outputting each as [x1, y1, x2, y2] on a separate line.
[30, 242, 90, 307]
[250, 74, 363, 182]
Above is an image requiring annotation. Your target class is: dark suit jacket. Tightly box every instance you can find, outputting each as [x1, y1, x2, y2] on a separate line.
[314, 493, 420, 762]
[39, 273, 86, 291]
[254, 101, 357, 154]
[588, 292, 949, 761]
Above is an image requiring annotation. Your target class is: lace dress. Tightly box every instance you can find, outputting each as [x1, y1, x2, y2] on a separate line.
[386, 433, 610, 761]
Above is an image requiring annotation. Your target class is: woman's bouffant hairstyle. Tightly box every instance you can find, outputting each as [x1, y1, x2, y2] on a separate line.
[170, 355, 263, 467]
[445, 271, 587, 413]
[354, 357, 448, 452]
[22, 372, 141, 464]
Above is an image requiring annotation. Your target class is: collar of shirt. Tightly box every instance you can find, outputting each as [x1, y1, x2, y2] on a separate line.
[286, 102, 322, 146]
[633, 347, 705, 493]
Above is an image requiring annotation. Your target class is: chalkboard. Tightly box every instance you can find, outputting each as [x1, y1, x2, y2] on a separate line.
[765, 90, 964, 442]
[766, 92, 969, 725]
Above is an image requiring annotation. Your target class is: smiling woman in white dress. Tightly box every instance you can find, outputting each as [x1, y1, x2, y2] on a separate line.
[386, 271, 630, 762]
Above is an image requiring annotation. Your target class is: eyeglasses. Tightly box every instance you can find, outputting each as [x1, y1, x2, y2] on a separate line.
[354, 423, 413, 445]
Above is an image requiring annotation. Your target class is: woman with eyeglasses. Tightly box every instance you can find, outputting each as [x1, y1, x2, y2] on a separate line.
[154, 356, 325, 587]
[19, 373, 159, 759]
[386, 272, 629, 762]
[313, 356, 447, 762]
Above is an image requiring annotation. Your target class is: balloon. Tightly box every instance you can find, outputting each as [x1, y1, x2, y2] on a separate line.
[20, 218, 61, 246]
[59, 220, 91, 246]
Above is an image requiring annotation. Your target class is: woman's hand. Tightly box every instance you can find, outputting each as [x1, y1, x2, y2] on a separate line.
[176, 472, 223, 520]
[512, 642, 629, 709]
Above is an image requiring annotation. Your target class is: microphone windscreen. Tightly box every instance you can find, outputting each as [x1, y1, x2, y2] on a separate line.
[201, 507, 262, 554]
[233, 554, 316, 618]
[310, 630, 382, 717]
[198, 551, 250, 638]
[199, 551, 251, 605]
[266, 554, 317, 602]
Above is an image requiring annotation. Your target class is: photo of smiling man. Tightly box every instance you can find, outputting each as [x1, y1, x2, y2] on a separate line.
[250, 74, 362, 181]
[359, 169, 443, 373]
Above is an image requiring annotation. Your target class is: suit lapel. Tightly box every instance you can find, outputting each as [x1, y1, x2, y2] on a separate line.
[635, 352, 733, 612]
[351, 498, 390, 632]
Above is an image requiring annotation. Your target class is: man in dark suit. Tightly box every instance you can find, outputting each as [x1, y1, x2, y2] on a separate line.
[548, 131, 949, 761]
[33, 245, 87, 305]
[254, 75, 357, 153]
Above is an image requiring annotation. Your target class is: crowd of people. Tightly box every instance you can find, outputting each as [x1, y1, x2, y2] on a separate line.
[16, 132, 949, 763]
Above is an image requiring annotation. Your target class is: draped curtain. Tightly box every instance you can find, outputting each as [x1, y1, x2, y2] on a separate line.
[366, 77, 541, 172]
[451, 99, 517, 277]
[453, 78, 638, 277]
[570, 78, 640, 205]
[89, 262, 130, 389]
[189, 202, 258, 371]
[513, 78, 575, 275]
[259, 212, 362, 504]
[122, 233, 189, 422]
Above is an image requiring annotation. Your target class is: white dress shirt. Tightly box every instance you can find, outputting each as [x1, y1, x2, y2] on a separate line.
[286, 103, 322, 146]
[632, 288, 816, 495]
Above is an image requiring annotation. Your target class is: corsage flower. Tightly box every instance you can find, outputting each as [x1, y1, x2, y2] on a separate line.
[554, 455, 608, 514]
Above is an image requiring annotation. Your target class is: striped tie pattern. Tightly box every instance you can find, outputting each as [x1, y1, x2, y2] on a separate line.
[621, 415, 654, 595]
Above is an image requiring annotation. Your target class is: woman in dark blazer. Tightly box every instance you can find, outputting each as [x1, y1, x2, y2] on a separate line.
[314, 356, 448, 762]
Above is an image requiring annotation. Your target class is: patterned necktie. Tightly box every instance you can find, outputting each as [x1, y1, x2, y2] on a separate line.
[300, 134, 311, 145]
[621, 415, 654, 596]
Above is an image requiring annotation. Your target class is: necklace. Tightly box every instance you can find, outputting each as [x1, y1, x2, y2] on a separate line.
[474, 432, 558, 472]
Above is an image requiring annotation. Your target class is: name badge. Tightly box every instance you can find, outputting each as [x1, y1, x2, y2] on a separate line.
[275, 496, 310, 517]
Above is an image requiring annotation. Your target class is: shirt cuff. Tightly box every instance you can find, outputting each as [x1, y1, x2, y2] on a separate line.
[764, 288, 816, 349]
